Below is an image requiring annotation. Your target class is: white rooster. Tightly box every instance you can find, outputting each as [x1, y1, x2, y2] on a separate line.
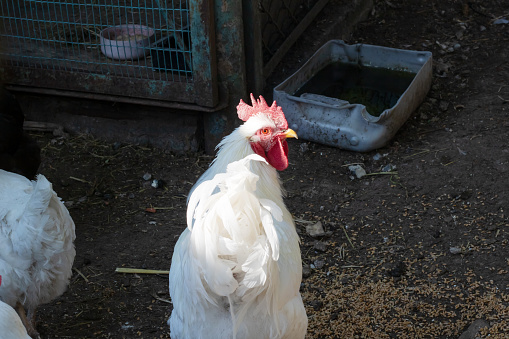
[168, 94, 307, 339]
[0, 169, 76, 338]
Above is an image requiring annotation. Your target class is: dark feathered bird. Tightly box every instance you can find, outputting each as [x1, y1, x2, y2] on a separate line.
[0, 87, 41, 179]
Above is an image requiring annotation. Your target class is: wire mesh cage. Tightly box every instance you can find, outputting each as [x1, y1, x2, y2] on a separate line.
[259, 0, 319, 64]
[0, 0, 208, 104]
[1, 0, 192, 81]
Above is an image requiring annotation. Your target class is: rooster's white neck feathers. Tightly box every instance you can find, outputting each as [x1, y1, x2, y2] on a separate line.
[192, 115, 285, 205]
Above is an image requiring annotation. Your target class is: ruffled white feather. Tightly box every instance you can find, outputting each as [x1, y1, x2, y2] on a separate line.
[187, 155, 280, 298]
[0, 170, 76, 327]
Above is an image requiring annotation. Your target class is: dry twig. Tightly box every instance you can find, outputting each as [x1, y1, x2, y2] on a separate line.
[115, 268, 170, 275]
[73, 268, 89, 283]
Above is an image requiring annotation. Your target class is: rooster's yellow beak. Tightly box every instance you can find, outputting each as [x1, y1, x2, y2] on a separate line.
[284, 129, 298, 139]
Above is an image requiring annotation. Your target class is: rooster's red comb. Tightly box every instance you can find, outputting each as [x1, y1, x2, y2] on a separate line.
[236, 94, 288, 130]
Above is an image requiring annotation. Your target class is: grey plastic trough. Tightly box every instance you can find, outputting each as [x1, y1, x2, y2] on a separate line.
[273, 40, 432, 152]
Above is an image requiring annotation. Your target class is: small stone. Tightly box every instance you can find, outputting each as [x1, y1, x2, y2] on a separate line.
[143, 173, 152, 181]
[450, 247, 462, 254]
[313, 241, 328, 252]
[302, 264, 311, 278]
[306, 221, 326, 237]
[313, 259, 325, 269]
[382, 164, 396, 172]
[348, 165, 366, 179]
[121, 323, 134, 331]
[151, 179, 166, 189]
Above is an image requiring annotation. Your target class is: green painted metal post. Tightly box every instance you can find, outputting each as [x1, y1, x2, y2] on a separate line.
[203, 0, 248, 154]
[190, 0, 218, 107]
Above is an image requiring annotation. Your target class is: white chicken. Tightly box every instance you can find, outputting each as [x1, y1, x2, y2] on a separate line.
[0, 169, 76, 338]
[168, 94, 307, 339]
[0, 300, 31, 339]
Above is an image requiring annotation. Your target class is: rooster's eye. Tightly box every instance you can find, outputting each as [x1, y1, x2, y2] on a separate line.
[261, 128, 270, 135]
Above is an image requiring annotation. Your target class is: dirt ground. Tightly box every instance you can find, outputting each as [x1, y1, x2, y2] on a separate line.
[31, 0, 508, 338]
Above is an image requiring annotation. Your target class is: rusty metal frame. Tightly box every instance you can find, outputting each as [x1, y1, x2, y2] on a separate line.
[190, 0, 218, 107]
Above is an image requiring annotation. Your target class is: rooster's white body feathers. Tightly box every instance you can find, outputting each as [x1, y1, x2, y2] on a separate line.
[0, 169, 76, 332]
[169, 128, 307, 339]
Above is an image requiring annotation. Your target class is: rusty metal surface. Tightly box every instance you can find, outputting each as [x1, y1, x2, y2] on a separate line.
[1, 66, 196, 103]
[189, 0, 218, 107]
[202, 0, 248, 154]
[6, 84, 228, 112]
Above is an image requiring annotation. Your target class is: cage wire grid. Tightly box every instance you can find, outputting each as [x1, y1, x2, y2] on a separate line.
[259, 0, 318, 64]
[0, 0, 192, 83]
